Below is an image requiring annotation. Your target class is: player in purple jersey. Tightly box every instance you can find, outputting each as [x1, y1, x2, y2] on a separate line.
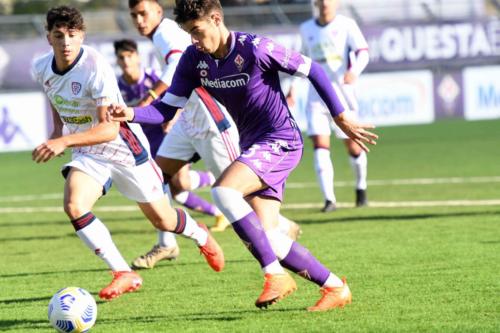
[109, 0, 377, 311]
[114, 39, 227, 268]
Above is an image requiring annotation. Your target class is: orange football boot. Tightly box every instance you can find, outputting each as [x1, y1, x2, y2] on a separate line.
[98, 271, 143, 301]
[307, 277, 352, 312]
[255, 273, 297, 309]
[198, 223, 225, 272]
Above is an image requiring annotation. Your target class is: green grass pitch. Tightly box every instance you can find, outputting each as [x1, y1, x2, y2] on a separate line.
[0, 119, 499, 332]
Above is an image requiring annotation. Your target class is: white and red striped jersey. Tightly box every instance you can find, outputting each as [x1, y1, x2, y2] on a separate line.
[153, 18, 235, 139]
[299, 14, 368, 83]
[152, 18, 191, 86]
[32, 45, 151, 166]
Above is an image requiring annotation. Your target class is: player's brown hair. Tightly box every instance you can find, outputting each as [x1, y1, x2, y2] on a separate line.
[128, 0, 159, 9]
[113, 39, 139, 55]
[46, 6, 85, 32]
[174, 0, 223, 24]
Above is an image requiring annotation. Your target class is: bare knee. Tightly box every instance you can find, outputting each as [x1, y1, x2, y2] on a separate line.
[63, 199, 88, 220]
[169, 172, 190, 194]
[345, 139, 362, 156]
[142, 204, 178, 231]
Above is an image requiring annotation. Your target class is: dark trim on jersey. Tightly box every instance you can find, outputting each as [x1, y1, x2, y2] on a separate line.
[61, 166, 112, 196]
[119, 122, 149, 165]
[103, 178, 113, 195]
[147, 18, 163, 40]
[165, 50, 183, 64]
[51, 48, 84, 76]
[355, 48, 369, 55]
[194, 87, 231, 132]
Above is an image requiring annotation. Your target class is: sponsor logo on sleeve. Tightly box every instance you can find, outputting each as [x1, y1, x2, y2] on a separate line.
[252, 38, 261, 48]
[266, 42, 274, 55]
[238, 34, 247, 45]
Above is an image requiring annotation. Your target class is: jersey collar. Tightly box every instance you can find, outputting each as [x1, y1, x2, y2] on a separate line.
[51, 47, 84, 76]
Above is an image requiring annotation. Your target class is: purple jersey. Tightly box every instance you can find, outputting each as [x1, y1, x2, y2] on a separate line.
[164, 32, 313, 150]
[118, 69, 165, 157]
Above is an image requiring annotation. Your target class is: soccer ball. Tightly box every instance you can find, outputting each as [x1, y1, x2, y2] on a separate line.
[48, 287, 97, 333]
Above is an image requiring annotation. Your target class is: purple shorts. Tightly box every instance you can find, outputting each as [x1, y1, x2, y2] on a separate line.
[237, 139, 303, 201]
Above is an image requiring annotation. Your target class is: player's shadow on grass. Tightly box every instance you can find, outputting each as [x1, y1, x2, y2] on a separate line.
[0, 295, 51, 305]
[0, 215, 151, 228]
[0, 267, 104, 279]
[0, 219, 67, 228]
[298, 210, 499, 225]
[0, 319, 48, 330]
[0, 234, 70, 242]
[96, 307, 303, 325]
[0, 228, 154, 242]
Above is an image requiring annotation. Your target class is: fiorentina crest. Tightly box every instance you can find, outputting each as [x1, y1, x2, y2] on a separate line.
[71, 82, 82, 95]
[234, 54, 244, 72]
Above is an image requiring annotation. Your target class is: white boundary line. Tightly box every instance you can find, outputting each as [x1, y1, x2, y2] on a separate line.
[1, 176, 499, 203]
[1, 199, 500, 214]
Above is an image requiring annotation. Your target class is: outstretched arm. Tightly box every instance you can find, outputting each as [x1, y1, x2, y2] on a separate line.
[107, 99, 179, 125]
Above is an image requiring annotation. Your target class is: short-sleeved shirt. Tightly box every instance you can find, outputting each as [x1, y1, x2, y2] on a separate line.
[152, 18, 192, 86]
[32, 45, 150, 166]
[118, 68, 165, 157]
[152, 18, 232, 139]
[162, 31, 311, 150]
[299, 15, 368, 82]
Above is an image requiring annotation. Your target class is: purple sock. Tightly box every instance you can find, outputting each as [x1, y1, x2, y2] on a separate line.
[183, 192, 218, 216]
[196, 171, 213, 188]
[232, 211, 278, 268]
[280, 242, 331, 286]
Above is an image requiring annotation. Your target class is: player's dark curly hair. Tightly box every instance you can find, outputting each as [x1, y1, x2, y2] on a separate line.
[113, 39, 138, 55]
[174, 0, 223, 24]
[128, 0, 159, 9]
[46, 6, 85, 31]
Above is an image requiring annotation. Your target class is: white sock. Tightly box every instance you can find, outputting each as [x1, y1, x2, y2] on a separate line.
[174, 191, 189, 204]
[157, 231, 178, 248]
[188, 170, 201, 190]
[277, 215, 291, 236]
[262, 260, 286, 275]
[76, 217, 130, 272]
[176, 209, 208, 247]
[322, 273, 344, 288]
[314, 148, 336, 202]
[349, 151, 368, 190]
[265, 228, 293, 260]
[211, 187, 253, 222]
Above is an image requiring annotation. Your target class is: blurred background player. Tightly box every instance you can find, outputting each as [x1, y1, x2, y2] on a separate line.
[126, 0, 301, 269]
[290, 0, 370, 212]
[31, 6, 224, 300]
[110, 0, 377, 311]
[114, 38, 227, 268]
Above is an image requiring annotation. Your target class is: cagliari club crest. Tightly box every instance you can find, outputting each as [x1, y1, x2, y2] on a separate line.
[234, 54, 244, 72]
[71, 82, 82, 95]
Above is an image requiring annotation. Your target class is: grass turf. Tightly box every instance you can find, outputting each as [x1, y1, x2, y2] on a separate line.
[0, 119, 499, 332]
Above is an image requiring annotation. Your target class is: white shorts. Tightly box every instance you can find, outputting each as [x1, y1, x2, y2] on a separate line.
[63, 155, 165, 203]
[306, 82, 359, 139]
[156, 120, 240, 178]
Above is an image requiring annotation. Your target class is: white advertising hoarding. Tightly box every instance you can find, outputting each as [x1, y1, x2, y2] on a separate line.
[463, 66, 500, 120]
[0, 92, 48, 152]
[357, 70, 435, 126]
